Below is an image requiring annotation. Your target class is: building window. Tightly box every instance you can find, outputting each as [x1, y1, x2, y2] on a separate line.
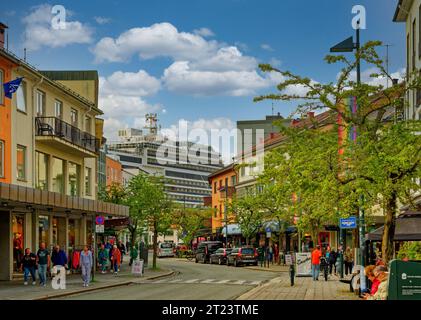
[0, 140, 4, 178]
[16, 81, 27, 113]
[52, 157, 64, 193]
[35, 151, 48, 190]
[54, 100, 63, 119]
[85, 115, 91, 133]
[36, 90, 45, 117]
[16, 145, 26, 180]
[231, 175, 236, 186]
[85, 167, 92, 196]
[70, 108, 78, 127]
[219, 204, 222, 217]
[68, 162, 80, 196]
[225, 177, 228, 187]
[0, 69, 4, 105]
[213, 181, 217, 194]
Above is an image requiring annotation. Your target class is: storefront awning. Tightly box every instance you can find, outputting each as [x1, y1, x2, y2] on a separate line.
[0, 182, 129, 217]
[366, 210, 421, 241]
[221, 224, 242, 236]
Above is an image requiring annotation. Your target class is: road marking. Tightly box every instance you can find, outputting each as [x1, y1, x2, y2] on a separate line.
[200, 279, 217, 284]
[215, 279, 231, 284]
[249, 281, 262, 285]
[232, 280, 246, 285]
[184, 279, 200, 283]
[168, 279, 182, 283]
[152, 279, 168, 283]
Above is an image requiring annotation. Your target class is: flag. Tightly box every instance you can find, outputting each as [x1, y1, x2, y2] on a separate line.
[3, 77, 23, 99]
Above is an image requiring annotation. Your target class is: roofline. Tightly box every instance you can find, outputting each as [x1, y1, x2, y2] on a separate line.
[207, 163, 235, 181]
[0, 48, 103, 115]
[393, 0, 413, 22]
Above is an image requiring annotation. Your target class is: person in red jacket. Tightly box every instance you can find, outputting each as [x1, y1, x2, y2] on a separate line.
[111, 245, 121, 274]
[311, 245, 322, 281]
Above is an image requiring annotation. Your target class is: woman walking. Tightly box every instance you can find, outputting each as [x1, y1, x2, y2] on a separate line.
[80, 245, 93, 287]
[111, 245, 121, 274]
[344, 247, 354, 276]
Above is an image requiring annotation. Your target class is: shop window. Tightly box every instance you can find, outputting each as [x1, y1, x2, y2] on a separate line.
[35, 151, 48, 190]
[52, 157, 64, 193]
[68, 162, 80, 196]
[16, 145, 26, 180]
[38, 215, 50, 246]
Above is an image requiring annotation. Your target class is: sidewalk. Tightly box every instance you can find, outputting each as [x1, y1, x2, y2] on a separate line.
[244, 263, 289, 273]
[236, 273, 359, 300]
[0, 262, 173, 300]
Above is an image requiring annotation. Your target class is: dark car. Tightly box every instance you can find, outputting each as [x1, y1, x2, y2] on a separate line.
[209, 248, 232, 265]
[195, 241, 223, 264]
[226, 247, 258, 267]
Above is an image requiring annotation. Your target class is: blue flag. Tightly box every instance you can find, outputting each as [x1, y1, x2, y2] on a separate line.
[3, 77, 23, 99]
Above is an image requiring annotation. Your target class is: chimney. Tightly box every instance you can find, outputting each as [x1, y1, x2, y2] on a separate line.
[0, 22, 8, 49]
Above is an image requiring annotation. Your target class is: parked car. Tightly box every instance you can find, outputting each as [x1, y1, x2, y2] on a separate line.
[210, 248, 233, 265]
[226, 247, 258, 267]
[157, 242, 175, 258]
[174, 244, 189, 257]
[195, 241, 223, 263]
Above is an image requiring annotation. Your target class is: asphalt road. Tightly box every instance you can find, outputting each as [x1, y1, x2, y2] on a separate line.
[56, 257, 279, 300]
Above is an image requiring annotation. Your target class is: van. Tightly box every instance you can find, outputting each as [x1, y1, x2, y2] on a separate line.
[195, 241, 223, 264]
[157, 242, 175, 258]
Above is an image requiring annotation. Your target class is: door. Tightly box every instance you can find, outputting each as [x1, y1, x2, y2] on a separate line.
[0, 211, 11, 280]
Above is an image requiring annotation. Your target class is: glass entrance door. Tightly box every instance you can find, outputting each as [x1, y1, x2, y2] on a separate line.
[12, 214, 24, 272]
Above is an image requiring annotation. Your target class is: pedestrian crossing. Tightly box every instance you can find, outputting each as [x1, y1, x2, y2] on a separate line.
[143, 278, 264, 286]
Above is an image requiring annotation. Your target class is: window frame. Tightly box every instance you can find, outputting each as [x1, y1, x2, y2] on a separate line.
[36, 90, 46, 117]
[54, 99, 63, 119]
[0, 140, 4, 178]
[35, 151, 49, 190]
[85, 167, 92, 196]
[16, 144, 27, 181]
[16, 80, 27, 113]
[70, 108, 78, 127]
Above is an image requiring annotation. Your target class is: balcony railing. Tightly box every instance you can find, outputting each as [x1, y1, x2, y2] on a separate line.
[35, 117, 99, 154]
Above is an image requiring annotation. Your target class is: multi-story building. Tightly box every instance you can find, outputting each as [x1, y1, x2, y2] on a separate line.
[0, 23, 128, 280]
[207, 164, 237, 234]
[393, 0, 421, 120]
[106, 154, 123, 186]
[106, 114, 223, 244]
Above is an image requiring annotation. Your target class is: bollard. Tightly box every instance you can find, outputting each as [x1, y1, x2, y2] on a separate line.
[289, 264, 295, 286]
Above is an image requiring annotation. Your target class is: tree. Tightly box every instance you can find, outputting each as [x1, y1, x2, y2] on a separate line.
[254, 41, 421, 262]
[228, 193, 265, 245]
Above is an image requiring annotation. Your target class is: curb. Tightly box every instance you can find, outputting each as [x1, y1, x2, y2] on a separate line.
[234, 277, 282, 300]
[244, 267, 289, 273]
[33, 270, 175, 300]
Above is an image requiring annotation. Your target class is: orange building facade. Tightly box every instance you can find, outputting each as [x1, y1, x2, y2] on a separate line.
[208, 164, 237, 234]
[106, 155, 123, 186]
[0, 50, 16, 184]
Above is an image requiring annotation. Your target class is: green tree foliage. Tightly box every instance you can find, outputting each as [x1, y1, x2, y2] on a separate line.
[254, 41, 421, 262]
[173, 206, 212, 247]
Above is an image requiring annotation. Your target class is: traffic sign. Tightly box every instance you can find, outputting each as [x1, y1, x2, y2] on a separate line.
[340, 216, 357, 229]
[96, 216, 105, 225]
[95, 224, 104, 233]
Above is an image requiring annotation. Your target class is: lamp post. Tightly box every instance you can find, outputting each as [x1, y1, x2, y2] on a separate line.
[330, 20, 366, 291]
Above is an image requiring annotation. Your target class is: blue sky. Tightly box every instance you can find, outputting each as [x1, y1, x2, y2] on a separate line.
[1, 0, 405, 148]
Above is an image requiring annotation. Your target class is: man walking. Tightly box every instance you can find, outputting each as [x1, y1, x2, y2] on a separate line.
[51, 245, 68, 270]
[117, 240, 126, 264]
[36, 242, 50, 286]
[311, 245, 322, 281]
[22, 248, 37, 285]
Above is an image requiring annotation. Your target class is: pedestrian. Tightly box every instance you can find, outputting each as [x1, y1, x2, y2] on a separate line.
[22, 248, 37, 285]
[80, 245, 93, 287]
[328, 248, 337, 276]
[344, 247, 354, 276]
[117, 240, 126, 264]
[274, 243, 279, 265]
[98, 244, 108, 274]
[111, 245, 121, 274]
[258, 245, 265, 267]
[13, 233, 23, 272]
[364, 266, 389, 300]
[265, 246, 271, 268]
[129, 244, 138, 267]
[311, 245, 322, 281]
[269, 244, 274, 265]
[51, 245, 68, 270]
[36, 242, 50, 287]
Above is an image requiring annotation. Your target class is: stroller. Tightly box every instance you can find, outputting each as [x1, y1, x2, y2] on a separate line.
[320, 256, 329, 281]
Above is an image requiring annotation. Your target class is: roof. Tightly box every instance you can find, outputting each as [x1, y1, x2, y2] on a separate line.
[207, 163, 236, 181]
[393, 0, 413, 22]
[0, 48, 102, 115]
[367, 210, 421, 241]
[40, 70, 99, 81]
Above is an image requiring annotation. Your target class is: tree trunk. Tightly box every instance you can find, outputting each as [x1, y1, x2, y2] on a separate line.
[246, 237, 250, 245]
[278, 232, 282, 265]
[382, 191, 397, 263]
[152, 220, 158, 269]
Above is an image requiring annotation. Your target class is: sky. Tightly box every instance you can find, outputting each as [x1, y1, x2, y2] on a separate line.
[0, 0, 406, 160]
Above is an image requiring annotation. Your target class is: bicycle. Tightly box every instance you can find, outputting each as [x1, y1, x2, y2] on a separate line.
[185, 250, 195, 261]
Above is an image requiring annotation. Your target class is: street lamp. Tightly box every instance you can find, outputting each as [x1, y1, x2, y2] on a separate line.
[330, 20, 366, 293]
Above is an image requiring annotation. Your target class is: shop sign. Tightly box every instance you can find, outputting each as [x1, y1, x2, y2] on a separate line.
[295, 252, 312, 277]
[340, 216, 357, 229]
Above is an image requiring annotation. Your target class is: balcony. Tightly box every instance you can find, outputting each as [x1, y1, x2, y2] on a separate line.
[35, 117, 99, 157]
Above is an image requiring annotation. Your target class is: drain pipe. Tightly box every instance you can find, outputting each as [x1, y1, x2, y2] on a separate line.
[31, 74, 44, 188]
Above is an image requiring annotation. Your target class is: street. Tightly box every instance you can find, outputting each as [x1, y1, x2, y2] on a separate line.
[55, 258, 279, 300]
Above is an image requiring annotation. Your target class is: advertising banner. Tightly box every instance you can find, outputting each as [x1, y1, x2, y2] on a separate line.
[295, 252, 312, 277]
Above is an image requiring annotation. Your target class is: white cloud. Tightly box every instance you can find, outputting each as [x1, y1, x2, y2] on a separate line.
[162, 61, 273, 96]
[339, 67, 406, 88]
[100, 69, 161, 97]
[22, 4, 93, 51]
[269, 57, 282, 67]
[92, 22, 219, 63]
[193, 27, 215, 37]
[261, 44, 274, 52]
[94, 16, 111, 25]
